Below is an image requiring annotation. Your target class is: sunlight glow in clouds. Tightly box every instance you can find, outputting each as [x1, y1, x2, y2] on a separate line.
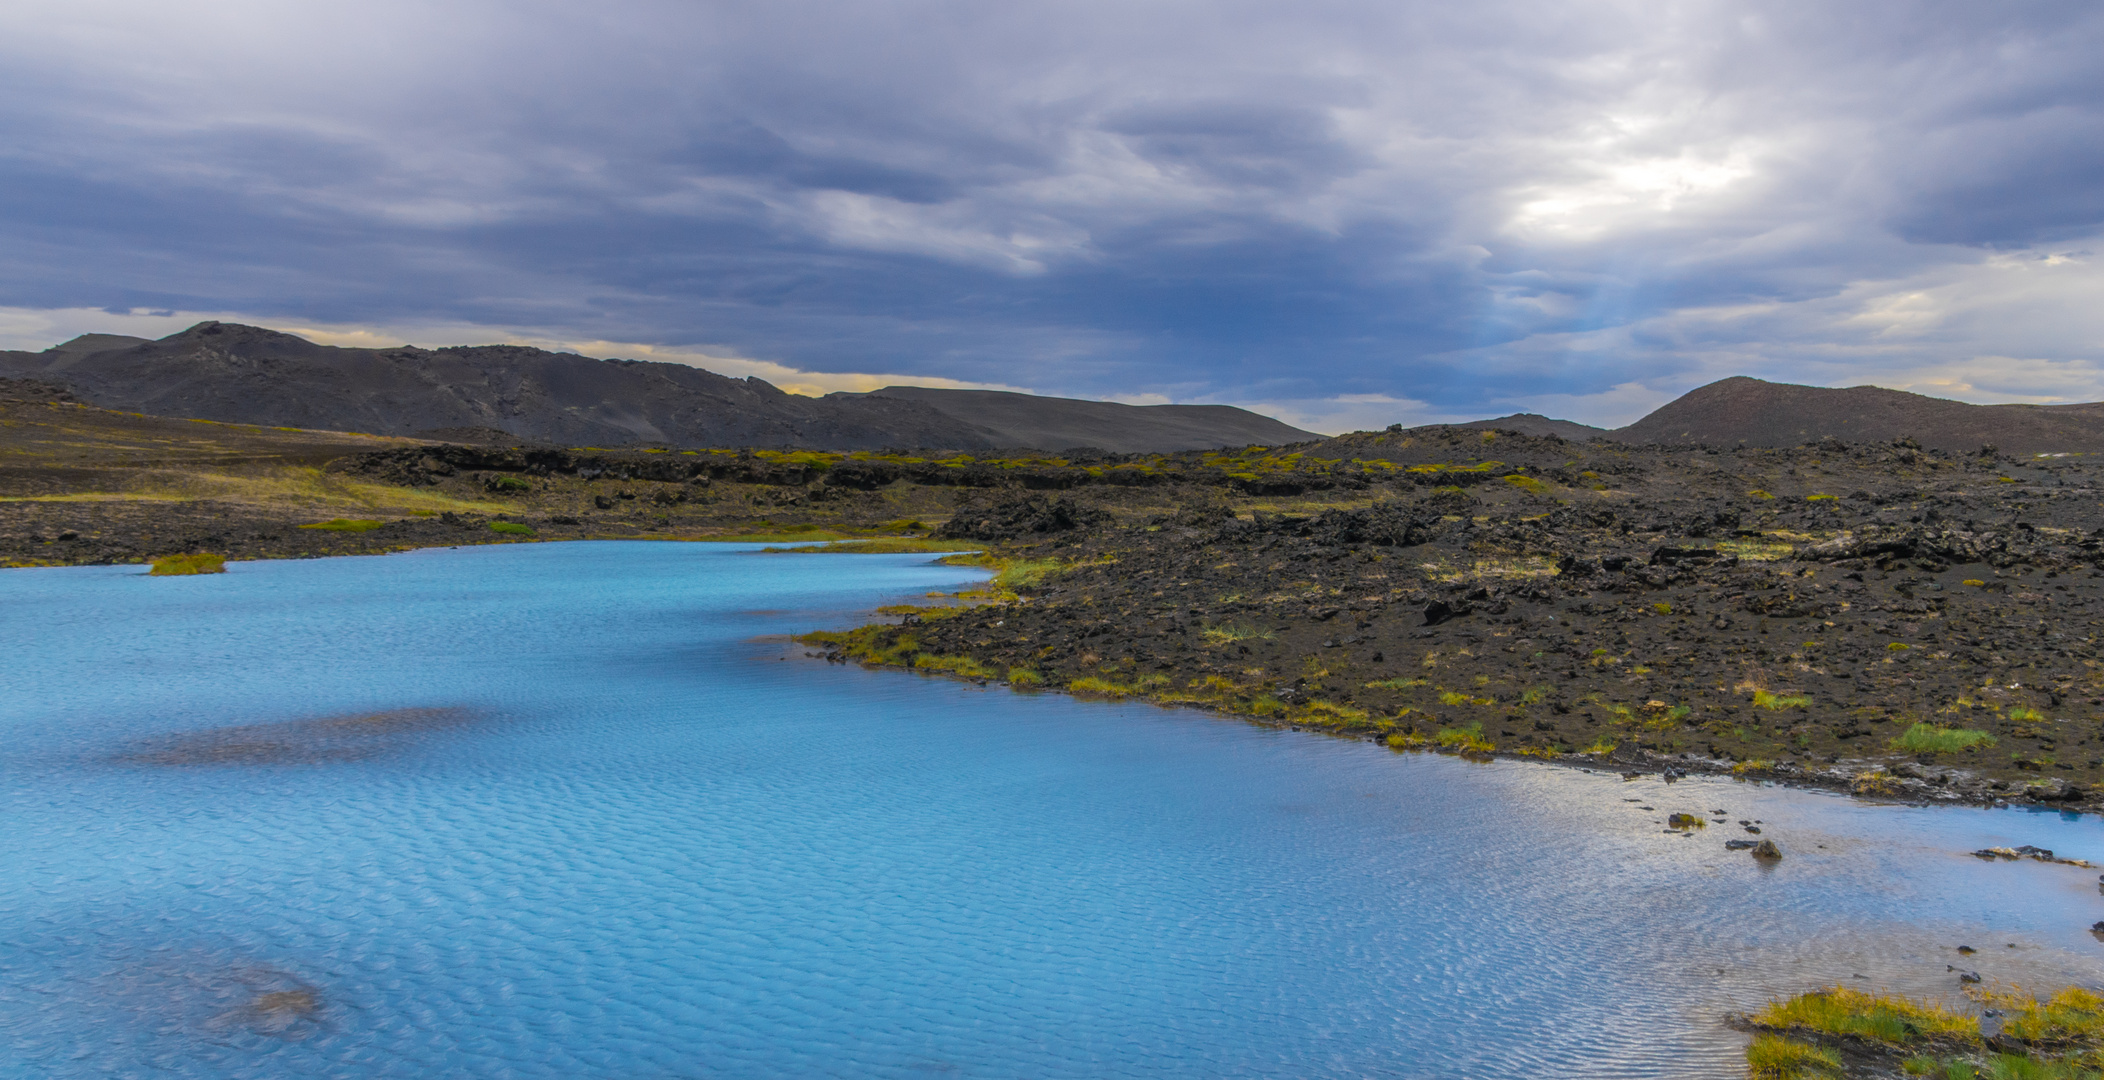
[0, 0, 2098, 429]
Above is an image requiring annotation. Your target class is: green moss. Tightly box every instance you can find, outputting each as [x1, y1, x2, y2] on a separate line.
[149, 552, 226, 576]
[1006, 667, 1044, 686]
[488, 521, 536, 536]
[487, 475, 533, 493]
[1746, 1036, 1843, 1079]
[298, 518, 385, 532]
[1754, 689, 1813, 710]
[1890, 723, 1996, 753]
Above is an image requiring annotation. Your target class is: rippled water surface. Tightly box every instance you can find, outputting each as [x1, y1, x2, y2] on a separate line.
[4, 542, 2102, 1078]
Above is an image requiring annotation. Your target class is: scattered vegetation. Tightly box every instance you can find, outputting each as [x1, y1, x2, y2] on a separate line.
[298, 518, 385, 532]
[1749, 984, 2104, 1079]
[1752, 986, 1975, 1046]
[1203, 622, 1277, 644]
[149, 552, 226, 576]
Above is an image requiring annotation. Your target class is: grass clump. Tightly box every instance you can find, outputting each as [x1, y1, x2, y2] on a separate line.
[1891, 723, 1997, 754]
[1747, 1035, 1844, 1079]
[1203, 622, 1276, 644]
[1006, 667, 1044, 687]
[149, 552, 226, 576]
[1755, 689, 1813, 710]
[1501, 474, 1550, 495]
[1069, 676, 1137, 698]
[488, 521, 535, 536]
[1752, 986, 1975, 1046]
[913, 654, 999, 679]
[1435, 722, 1494, 753]
[1365, 677, 1427, 690]
[299, 518, 385, 532]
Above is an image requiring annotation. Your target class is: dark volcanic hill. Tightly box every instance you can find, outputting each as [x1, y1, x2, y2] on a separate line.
[855, 386, 1319, 453]
[1613, 376, 2104, 455]
[1454, 413, 1607, 440]
[0, 322, 1310, 452]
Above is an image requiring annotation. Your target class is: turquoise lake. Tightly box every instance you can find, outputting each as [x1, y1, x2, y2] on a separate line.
[3, 541, 2101, 1078]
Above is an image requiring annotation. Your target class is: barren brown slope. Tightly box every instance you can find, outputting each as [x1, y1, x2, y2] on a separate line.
[852, 386, 1320, 452]
[1615, 376, 2104, 455]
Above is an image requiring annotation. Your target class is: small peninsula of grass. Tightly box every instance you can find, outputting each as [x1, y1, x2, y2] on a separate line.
[149, 553, 226, 576]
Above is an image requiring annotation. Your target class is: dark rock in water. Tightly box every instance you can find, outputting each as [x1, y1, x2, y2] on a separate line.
[2016, 845, 2056, 859]
[1751, 839, 1783, 861]
[1959, 970, 1983, 984]
[1725, 839, 1759, 850]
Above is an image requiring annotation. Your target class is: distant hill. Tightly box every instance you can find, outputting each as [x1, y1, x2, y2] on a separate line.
[1612, 376, 2104, 455]
[855, 386, 1318, 453]
[0, 322, 1312, 452]
[1453, 413, 1607, 440]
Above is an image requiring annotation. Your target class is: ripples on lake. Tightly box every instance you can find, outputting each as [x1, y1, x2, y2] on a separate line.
[2, 542, 2099, 1078]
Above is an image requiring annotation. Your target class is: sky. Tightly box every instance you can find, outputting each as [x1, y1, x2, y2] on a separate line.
[0, 1, 2099, 433]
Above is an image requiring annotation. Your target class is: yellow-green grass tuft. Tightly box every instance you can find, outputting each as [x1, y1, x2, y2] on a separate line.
[1754, 689, 1813, 710]
[1746, 1036, 1843, 1080]
[1891, 723, 1996, 754]
[1068, 676, 1137, 698]
[1006, 667, 1044, 687]
[149, 553, 226, 576]
[1435, 723, 1494, 753]
[1203, 622, 1276, 644]
[913, 654, 999, 679]
[299, 518, 385, 532]
[488, 521, 536, 536]
[1752, 986, 1975, 1046]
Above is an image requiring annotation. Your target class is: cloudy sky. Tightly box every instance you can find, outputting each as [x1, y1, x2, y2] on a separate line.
[1, 1, 2099, 431]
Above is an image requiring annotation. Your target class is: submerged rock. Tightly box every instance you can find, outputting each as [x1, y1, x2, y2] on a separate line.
[1751, 839, 1783, 861]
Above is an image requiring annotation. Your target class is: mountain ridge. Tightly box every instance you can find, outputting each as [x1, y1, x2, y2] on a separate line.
[0, 322, 1317, 453]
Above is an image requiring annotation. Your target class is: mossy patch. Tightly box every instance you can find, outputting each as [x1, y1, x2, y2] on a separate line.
[488, 521, 535, 536]
[1891, 723, 1996, 754]
[298, 518, 385, 532]
[149, 552, 226, 576]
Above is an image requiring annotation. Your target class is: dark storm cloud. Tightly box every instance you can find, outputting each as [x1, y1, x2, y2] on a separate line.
[1, 0, 2101, 427]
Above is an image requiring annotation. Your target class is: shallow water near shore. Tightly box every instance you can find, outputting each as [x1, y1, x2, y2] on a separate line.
[3, 541, 2101, 1078]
